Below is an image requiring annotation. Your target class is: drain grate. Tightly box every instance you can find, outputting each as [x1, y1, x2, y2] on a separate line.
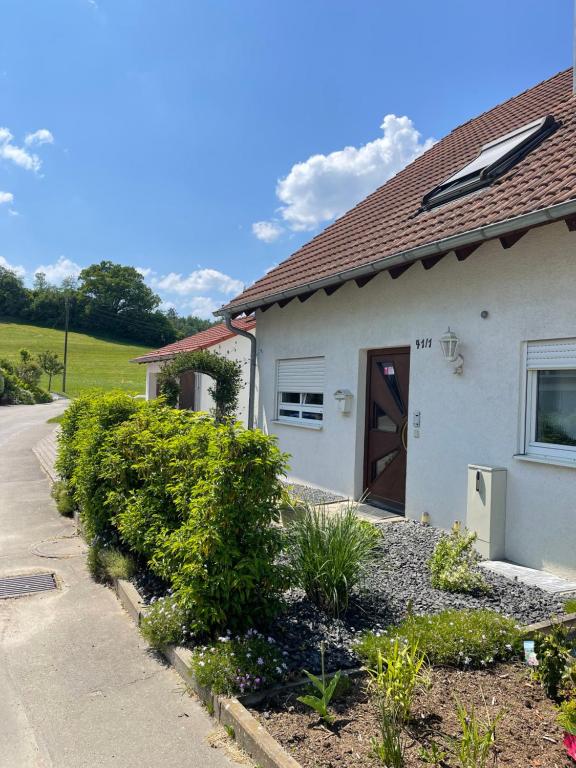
[0, 572, 57, 599]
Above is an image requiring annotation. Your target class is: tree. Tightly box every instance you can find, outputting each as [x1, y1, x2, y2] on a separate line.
[37, 350, 64, 391]
[0, 267, 30, 317]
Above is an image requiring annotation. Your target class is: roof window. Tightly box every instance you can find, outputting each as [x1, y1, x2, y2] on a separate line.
[421, 115, 556, 210]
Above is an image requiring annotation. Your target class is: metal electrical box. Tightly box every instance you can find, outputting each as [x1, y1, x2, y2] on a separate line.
[466, 465, 507, 560]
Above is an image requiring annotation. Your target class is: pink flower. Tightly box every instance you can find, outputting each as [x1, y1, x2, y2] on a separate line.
[564, 732, 576, 762]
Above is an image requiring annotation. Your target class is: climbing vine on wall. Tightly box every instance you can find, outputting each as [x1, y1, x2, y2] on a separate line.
[157, 349, 243, 422]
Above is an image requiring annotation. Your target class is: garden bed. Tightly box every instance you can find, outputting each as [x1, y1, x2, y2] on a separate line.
[250, 663, 570, 768]
[131, 520, 566, 677]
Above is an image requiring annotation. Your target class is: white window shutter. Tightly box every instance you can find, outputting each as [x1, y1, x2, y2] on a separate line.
[277, 357, 325, 393]
[527, 340, 576, 369]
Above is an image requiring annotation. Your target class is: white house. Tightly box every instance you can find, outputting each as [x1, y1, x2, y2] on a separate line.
[217, 68, 576, 579]
[132, 317, 256, 427]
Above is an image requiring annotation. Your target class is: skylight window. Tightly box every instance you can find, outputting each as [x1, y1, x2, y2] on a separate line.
[421, 115, 556, 210]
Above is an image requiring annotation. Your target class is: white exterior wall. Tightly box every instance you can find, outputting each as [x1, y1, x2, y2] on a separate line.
[256, 221, 576, 578]
[143, 332, 256, 428]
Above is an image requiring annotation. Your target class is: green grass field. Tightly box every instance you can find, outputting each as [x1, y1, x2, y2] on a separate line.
[0, 320, 151, 397]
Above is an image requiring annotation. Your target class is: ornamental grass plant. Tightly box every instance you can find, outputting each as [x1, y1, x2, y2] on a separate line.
[285, 502, 380, 617]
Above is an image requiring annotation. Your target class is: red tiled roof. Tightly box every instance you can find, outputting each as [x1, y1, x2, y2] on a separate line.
[222, 69, 576, 313]
[132, 317, 255, 363]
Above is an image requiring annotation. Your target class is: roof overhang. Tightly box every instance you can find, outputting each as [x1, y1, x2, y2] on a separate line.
[215, 198, 576, 319]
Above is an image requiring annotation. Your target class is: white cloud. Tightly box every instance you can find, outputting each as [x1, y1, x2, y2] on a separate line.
[34, 256, 82, 284]
[0, 255, 26, 278]
[135, 266, 155, 278]
[24, 129, 54, 147]
[0, 191, 14, 205]
[181, 296, 220, 319]
[252, 220, 284, 243]
[8, 208, 19, 217]
[151, 268, 243, 297]
[0, 126, 54, 173]
[265, 114, 435, 232]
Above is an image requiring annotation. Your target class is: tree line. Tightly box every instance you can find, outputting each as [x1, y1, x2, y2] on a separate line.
[0, 260, 213, 346]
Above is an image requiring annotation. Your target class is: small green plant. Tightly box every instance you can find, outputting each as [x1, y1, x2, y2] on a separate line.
[533, 623, 574, 701]
[565, 598, 576, 614]
[418, 741, 448, 766]
[139, 595, 189, 650]
[452, 699, 502, 768]
[356, 609, 520, 670]
[297, 643, 341, 725]
[429, 529, 490, 594]
[204, 700, 215, 717]
[37, 349, 64, 391]
[558, 699, 576, 735]
[286, 502, 379, 617]
[224, 724, 235, 740]
[371, 707, 405, 767]
[190, 630, 286, 695]
[98, 548, 136, 581]
[366, 638, 429, 723]
[51, 480, 74, 517]
[87, 540, 106, 581]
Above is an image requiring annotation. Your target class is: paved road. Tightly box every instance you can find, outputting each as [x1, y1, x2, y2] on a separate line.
[0, 402, 234, 768]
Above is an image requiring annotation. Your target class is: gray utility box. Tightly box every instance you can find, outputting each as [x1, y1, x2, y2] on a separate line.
[466, 465, 507, 560]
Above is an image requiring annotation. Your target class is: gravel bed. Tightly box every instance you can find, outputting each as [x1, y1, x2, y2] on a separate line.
[283, 482, 346, 506]
[131, 519, 566, 677]
[267, 520, 565, 675]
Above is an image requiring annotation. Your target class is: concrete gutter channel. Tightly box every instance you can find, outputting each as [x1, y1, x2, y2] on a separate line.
[38, 431, 576, 768]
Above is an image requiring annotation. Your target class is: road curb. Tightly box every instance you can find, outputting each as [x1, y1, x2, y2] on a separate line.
[114, 578, 302, 768]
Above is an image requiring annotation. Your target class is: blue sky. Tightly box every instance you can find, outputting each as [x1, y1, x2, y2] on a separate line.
[0, 0, 571, 317]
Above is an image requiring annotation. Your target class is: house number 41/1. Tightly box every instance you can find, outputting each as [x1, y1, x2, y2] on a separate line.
[415, 338, 432, 349]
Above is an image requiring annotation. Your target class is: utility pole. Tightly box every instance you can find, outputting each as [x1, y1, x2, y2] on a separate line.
[62, 292, 70, 393]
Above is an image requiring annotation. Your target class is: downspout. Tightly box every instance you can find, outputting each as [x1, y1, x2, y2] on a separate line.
[224, 314, 256, 429]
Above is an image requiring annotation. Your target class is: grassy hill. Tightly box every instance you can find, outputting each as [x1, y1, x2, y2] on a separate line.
[0, 320, 151, 397]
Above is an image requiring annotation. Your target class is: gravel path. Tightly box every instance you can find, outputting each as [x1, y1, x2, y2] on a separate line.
[283, 482, 346, 505]
[268, 520, 566, 675]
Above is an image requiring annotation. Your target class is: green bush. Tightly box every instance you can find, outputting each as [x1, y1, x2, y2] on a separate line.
[51, 480, 75, 517]
[429, 529, 490, 595]
[86, 542, 135, 583]
[57, 391, 139, 539]
[0, 356, 51, 405]
[57, 392, 289, 635]
[189, 630, 287, 695]
[533, 624, 574, 701]
[558, 699, 576, 735]
[140, 595, 189, 649]
[286, 503, 380, 617]
[355, 609, 521, 669]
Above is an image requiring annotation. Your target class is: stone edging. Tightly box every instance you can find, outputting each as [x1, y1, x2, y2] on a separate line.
[112, 576, 302, 768]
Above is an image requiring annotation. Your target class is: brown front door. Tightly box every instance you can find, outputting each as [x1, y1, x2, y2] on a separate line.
[364, 347, 410, 513]
[178, 370, 196, 410]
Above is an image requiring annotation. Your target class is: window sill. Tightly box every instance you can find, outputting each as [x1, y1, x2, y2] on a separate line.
[513, 453, 576, 469]
[271, 419, 323, 431]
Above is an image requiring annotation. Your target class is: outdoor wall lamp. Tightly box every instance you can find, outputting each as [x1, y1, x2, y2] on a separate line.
[333, 388, 353, 414]
[439, 327, 464, 375]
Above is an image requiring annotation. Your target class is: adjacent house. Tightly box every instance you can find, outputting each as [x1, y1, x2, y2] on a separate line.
[217, 68, 576, 579]
[132, 317, 256, 427]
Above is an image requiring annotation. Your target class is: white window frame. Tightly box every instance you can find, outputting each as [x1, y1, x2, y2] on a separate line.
[522, 339, 576, 464]
[275, 357, 325, 429]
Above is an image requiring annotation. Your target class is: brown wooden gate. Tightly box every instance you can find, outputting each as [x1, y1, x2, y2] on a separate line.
[363, 347, 410, 513]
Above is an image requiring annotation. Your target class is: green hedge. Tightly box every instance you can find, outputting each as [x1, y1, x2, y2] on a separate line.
[56, 391, 289, 634]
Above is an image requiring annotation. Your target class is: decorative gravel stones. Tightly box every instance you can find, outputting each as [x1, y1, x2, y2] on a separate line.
[283, 482, 346, 506]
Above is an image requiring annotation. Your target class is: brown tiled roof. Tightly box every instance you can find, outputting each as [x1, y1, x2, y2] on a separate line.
[132, 317, 255, 363]
[223, 68, 576, 313]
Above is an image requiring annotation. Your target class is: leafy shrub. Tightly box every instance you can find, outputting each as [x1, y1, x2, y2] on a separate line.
[356, 609, 521, 669]
[558, 699, 576, 735]
[565, 598, 576, 614]
[0, 355, 51, 405]
[533, 624, 574, 701]
[51, 480, 74, 517]
[286, 503, 379, 617]
[103, 407, 288, 634]
[367, 638, 429, 723]
[429, 529, 490, 595]
[140, 595, 189, 649]
[55, 393, 98, 480]
[189, 630, 287, 695]
[59, 391, 139, 539]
